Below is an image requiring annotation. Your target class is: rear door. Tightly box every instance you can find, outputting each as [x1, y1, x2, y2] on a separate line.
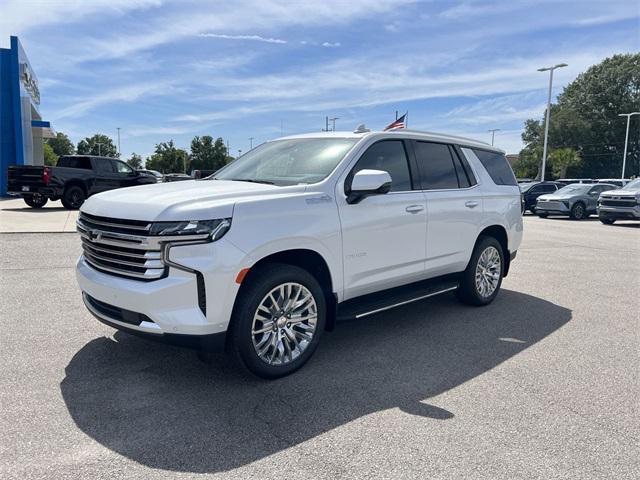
[411, 141, 482, 276]
[91, 158, 117, 193]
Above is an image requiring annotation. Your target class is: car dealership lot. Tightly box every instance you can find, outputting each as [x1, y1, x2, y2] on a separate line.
[0, 217, 638, 479]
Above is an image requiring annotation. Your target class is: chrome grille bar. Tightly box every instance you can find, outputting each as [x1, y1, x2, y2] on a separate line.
[77, 212, 211, 281]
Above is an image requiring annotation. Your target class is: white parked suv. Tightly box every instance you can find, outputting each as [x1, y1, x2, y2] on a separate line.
[76, 128, 523, 378]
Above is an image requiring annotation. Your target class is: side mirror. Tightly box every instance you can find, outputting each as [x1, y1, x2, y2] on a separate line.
[346, 169, 392, 204]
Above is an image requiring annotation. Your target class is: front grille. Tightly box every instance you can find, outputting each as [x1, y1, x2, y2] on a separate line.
[600, 198, 637, 207]
[77, 212, 166, 281]
[538, 200, 562, 210]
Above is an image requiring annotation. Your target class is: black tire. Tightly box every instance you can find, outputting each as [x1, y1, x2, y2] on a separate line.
[61, 185, 86, 210]
[537, 212, 548, 218]
[529, 206, 536, 214]
[570, 202, 586, 220]
[229, 263, 326, 379]
[24, 195, 48, 209]
[456, 236, 504, 306]
[599, 216, 615, 225]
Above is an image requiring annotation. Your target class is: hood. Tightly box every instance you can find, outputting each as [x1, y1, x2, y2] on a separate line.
[81, 179, 302, 221]
[537, 192, 578, 201]
[600, 188, 638, 197]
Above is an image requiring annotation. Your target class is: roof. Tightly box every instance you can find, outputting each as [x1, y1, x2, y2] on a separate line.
[277, 129, 503, 153]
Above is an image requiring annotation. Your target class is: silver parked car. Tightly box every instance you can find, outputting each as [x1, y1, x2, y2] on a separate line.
[597, 178, 640, 224]
[535, 183, 618, 220]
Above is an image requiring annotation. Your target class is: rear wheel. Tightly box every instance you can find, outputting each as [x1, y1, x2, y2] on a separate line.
[457, 236, 504, 306]
[537, 212, 548, 218]
[570, 202, 586, 220]
[599, 216, 615, 225]
[229, 264, 326, 379]
[24, 195, 48, 209]
[61, 186, 86, 209]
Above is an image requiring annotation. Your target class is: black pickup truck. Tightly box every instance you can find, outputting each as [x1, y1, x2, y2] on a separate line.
[7, 155, 157, 209]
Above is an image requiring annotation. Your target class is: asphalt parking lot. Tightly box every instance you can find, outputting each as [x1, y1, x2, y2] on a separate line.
[0, 216, 638, 479]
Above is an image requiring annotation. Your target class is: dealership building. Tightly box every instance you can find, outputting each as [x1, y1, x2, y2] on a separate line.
[0, 36, 54, 196]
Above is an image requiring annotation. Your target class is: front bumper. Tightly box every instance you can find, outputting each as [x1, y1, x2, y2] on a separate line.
[597, 205, 640, 220]
[535, 200, 570, 215]
[76, 238, 250, 341]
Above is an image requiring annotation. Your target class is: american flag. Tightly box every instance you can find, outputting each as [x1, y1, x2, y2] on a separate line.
[383, 113, 407, 131]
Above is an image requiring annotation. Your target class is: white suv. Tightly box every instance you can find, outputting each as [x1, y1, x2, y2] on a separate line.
[76, 128, 523, 378]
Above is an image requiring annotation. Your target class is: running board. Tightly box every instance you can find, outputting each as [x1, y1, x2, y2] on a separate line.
[337, 274, 460, 321]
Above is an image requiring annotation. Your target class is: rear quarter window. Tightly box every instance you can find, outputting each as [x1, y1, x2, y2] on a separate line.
[472, 149, 517, 186]
[57, 156, 92, 169]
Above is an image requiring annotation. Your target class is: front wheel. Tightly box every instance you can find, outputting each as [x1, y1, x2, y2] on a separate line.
[229, 264, 326, 379]
[457, 236, 504, 306]
[570, 202, 587, 220]
[537, 212, 548, 218]
[599, 216, 615, 225]
[24, 195, 48, 208]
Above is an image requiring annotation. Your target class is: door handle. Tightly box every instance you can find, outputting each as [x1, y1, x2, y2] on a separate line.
[465, 201, 479, 208]
[405, 204, 424, 214]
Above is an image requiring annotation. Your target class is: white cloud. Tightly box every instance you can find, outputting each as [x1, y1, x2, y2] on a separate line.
[198, 33, 287, 44]
[52, 80, 180, 120]
[0, 0, 163, 37]
[321, 42, 341, 48]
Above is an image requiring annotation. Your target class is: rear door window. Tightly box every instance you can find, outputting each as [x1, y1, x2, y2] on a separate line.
[94, 159, 114, 174]
[413, 141, 459, 190]
[472, 149, 518, 186]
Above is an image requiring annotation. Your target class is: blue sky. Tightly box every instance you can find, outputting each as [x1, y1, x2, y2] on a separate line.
[2, 0, 639, 159]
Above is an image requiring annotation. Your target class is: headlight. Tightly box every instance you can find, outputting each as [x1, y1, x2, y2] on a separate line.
[150, 218, 231, 240]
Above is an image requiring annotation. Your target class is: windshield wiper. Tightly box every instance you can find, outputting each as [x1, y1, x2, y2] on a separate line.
[227, 178, 275, 185]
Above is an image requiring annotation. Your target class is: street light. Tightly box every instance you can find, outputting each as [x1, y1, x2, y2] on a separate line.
[618, 112, 640, 179]
[249, 137, 254, 150]
[116, 127, 121, 157]
[329, 117, 339, 131]
[95, 142, 105, 156]
[538, 63, 568, 180]
[488, 128, 501, 146]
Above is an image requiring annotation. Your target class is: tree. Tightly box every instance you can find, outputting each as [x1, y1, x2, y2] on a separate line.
[548, 148, 582, 179]
[520, 53, 640, 178]
[43, 143, 58, 166]
[126, 153, 143, 169]
[145, 140, 189, 173]
[46, 132, 74, 157]
[77, 134, 117, 157]
[189, 135, 229, 173]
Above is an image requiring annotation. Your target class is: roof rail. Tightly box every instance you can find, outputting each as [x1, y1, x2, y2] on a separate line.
[389, 129, 492, 146]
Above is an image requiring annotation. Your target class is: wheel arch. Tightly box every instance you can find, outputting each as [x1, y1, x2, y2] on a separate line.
[235, 249, 338, 332]
[475, 224, 511, 276]
[63, 179, 88, 196]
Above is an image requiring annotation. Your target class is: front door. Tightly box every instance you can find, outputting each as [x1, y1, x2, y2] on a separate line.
[337, 139, 427, 300]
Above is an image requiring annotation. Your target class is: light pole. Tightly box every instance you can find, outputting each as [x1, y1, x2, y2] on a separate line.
[488, 128, 501, 146]
[538, 63, 568, 180]
[249, 137, 254, 150]
[95, 142, 105, 156]
[618, 112, 640, 179]
[329, 117, 339, 131]
[116, 127, 121, 158]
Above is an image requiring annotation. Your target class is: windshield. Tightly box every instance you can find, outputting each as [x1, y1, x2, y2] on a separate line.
[556, 184, 590, 195]
[519, 183, 536, 192]
[213, 138, 358, 186]
[622, 178, 640, 191]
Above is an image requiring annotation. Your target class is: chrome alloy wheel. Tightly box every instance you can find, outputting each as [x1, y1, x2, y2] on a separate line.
[251, 282, 318, 366]
[475, 246, 501, 298]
